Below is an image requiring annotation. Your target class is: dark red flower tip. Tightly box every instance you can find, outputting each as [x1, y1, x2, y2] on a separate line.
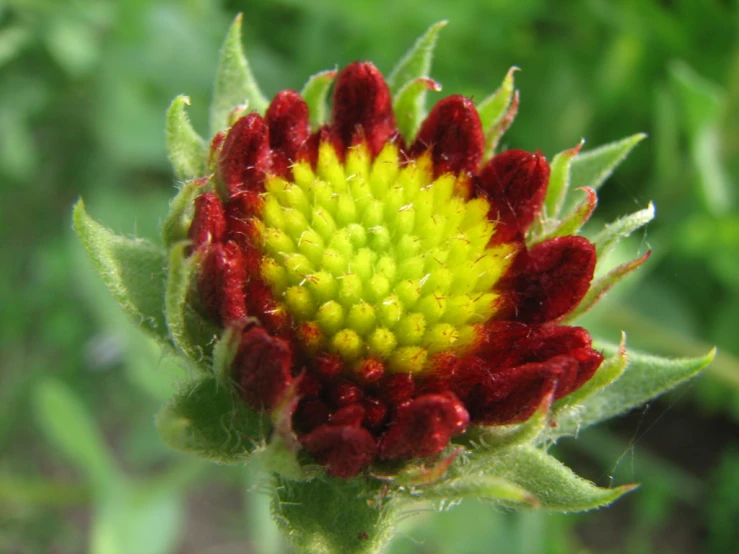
[330, 380, 364, 407]
[508, 236, 596, 324]
[189, 193, 226, 249]
[354, 358, 385, 384]
[330, 403, 366, 427]
[293, 398, 331, 434]
[197, 241, 247, 326]
[218, 113, 271, 196]
[331, 62, 396, 157]
[410, 95, 484, 178]
[457, 357, 568, 425]
[378, 392, 469, 460]
[233, 326, 293, 411]
[477, 149, 550, 242]
[558, 346, 603, 399]
[301, 424, 377, 478]
[266, 90, 310, 179]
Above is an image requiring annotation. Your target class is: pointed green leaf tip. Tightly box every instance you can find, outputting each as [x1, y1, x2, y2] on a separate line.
[156, 376, 267, 463]
[551, 346, 716, 439]
[301, 69, 337, 130]
[477, 66, 519, 131]
[166, 95, 208, 181]
[73, 200, 169, 342]
[544, 139, 584, 218]
[386, 20, 447, 93]
[466, 445, 635, 512]
[210, 13, 268, 136]
[593, 202, 655, 258]
[570, 133, 647, 192]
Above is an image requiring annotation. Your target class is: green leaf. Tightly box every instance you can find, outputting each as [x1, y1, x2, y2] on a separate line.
[73, 200, 169, 343]
[272, 475, 398, 554]
[34, 379, 117, 488]
[551, 346, 715, 439]
[592, 202, 655, 258]
[386, 21, 447, 93]
[467, 445, 635, 512]
[543, 140, 583, 218]
[161, 178, 204, 248]
[210, 14, 268, 135]
[477, 66, 519, 132]
[566, 251, 651, 321]
[164, 243, 218, 370]
[569, 133, 647, 193]
[166, 95, 208, 181]
[301, 69, 337, 130]
[393, 77, 441, 141]
[156, 377, 267, 463]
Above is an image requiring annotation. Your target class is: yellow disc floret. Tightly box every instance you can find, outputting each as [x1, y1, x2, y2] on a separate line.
[258, 141, 516, 374]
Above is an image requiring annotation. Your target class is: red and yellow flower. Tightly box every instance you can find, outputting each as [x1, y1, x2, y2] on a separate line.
[188, 62, 602, 478]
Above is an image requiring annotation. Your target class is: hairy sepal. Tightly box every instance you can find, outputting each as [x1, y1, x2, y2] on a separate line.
[477, 66, 518, 136]
[301, 69, 337, 129]
[165, 243, 219, 371]
[156, 376, 267, 463]
[569, 133, 647, 195]
[393, 77, 441, 142]
[210, 14, 268, 136]
[166, 95, 208, 181]
[592, 202, 655, 259]
[386, 21, 447, 93]
[161, 178, 206, 248]
[73, 200, 169, 344]
[550, 344, 715, 440]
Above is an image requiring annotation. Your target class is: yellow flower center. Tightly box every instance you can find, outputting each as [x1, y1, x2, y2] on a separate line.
[256, 141, 516, 374]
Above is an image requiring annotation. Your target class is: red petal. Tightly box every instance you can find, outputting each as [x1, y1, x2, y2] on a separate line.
[219, 113, 270, 196]
[330, 403, 365, 427]
[197, 241, 247, 325]
[301, 424, 377, 478]
[234, 326, 293, 411]
[189, 193, 226, 248]
[378, 393, 469, 460]
[458, 357, 569, 425]
[411, 95, 484, 177]
[266, 90, 310, 178]
[509, 236, 596, 324]
[478, 149, 550, 242]
[331, 62, 396, 157]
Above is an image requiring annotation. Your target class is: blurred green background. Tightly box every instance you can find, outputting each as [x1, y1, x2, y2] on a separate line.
[1, 0, 738, 552]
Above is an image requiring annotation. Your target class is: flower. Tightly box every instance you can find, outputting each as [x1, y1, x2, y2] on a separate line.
[187, 61, 602, 478]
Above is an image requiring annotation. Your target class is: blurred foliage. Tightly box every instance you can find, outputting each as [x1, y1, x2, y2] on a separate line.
[0, 0, 737, 552]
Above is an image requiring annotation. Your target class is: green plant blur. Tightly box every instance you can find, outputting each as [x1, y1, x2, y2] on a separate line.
[1, 0, 737, 552]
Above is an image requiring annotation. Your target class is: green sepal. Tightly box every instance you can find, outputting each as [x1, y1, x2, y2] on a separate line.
[566, 251, 651, 321]
[409, 474, 538, 507]
[553, 334, 629, 413]
[570, 133, 647, 193]
[301, 69, 337, 130]
[543, 140, 583, 218]
[165, 95, 208, 182]
[532, 187, 597, 244]
[261, 379, 306, 481]
[592, 202, 655, 259]
[210, 14, 268, 136]
[272, 475, 397, 554]
[161, 178, 207, 248]
[386, 20, 447, 94]
[212, 323, 245, 384]
[393, 77, 441, 142]
[465, 445, 635, 512]
[550, 345, 715, 440]
[478, 66, 519, 134]
[73, 200, 169, 344]
[484, 90, 519, 157]
[164, 242, 219, 370]
[156, 376, 268, 464]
